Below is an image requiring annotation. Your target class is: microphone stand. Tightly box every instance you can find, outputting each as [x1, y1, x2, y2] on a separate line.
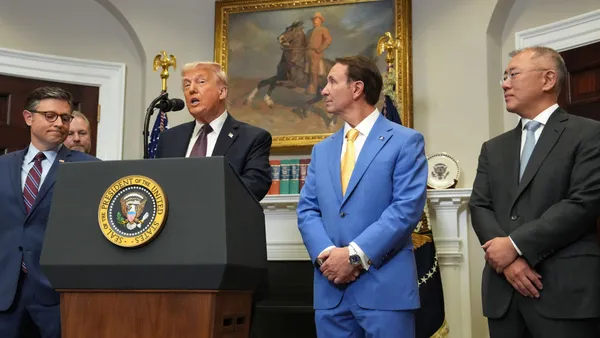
[143, 91, 169, 159]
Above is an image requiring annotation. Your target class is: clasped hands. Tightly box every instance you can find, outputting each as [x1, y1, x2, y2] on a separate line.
[483, 237, 543, 298]
[318, 247, 361, 285]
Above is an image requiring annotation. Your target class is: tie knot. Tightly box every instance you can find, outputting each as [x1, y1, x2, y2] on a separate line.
[34, 152, 46, 162]
[346, 129, 359, 142]
[201, 124, 213, 134]
[524, 121, 542, 132]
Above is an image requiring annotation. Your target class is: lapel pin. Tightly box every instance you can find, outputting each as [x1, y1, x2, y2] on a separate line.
[228, 132, 234, 138]
[59, 159, 65, 163]
[379, 136, 384, 141]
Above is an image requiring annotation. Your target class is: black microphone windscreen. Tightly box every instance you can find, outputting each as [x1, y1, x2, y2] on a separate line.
[171, 98, 185, 111]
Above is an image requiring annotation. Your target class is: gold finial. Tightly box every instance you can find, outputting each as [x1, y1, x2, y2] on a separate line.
[153, 51, 177, 92]
[377, 32, 401, 68]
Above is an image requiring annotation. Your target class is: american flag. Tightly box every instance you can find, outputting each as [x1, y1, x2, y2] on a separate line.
[147, 109, 168, 158]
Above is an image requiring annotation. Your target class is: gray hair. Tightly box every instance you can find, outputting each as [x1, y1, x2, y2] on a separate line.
[71, 110, 91, 130]
[509, 46, 567, 94]
[24, 86, 74, 112]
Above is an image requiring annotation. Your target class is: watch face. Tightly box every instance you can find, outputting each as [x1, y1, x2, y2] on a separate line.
[350, 255, 360, 265]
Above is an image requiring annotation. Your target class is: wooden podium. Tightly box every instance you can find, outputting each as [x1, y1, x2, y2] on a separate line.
[40, 157, 268, 338]
[59, 290, 252, 338]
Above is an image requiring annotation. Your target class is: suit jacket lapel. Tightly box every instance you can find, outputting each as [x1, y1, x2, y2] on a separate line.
[31, 146, 72, 214]
[341, 116, 392, 207]
[515, 108, 567, 199]
[328, 128, 344, 204]
[9, 150, 27, 215]
[212, 114, 239, 156]
[176, 121, 196, 157]
[504, 123, 522, 195]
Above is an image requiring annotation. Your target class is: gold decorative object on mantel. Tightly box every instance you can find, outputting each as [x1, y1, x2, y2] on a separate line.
[214, 0, 414, 148]
[153, 51, 177, 92]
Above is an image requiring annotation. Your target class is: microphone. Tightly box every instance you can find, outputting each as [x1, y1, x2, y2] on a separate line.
[143, 93, 185, 159]
[154, 98, 185, 112]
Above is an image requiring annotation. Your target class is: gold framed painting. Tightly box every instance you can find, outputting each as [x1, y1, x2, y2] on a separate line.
[214, 0, 412, 148]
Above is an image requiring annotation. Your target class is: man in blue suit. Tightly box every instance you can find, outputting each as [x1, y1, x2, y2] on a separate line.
[0, 86, 98, 338]
[297, 55, 428, 337]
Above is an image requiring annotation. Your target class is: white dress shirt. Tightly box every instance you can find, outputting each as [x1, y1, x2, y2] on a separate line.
[510, 103, 558, 255]
[320, 109, 381, 271]
[184, 111, 229, 157]
[21, 143, 60, 191]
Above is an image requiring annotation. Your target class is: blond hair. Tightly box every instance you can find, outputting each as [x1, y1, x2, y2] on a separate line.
[181, 61, 228, 87]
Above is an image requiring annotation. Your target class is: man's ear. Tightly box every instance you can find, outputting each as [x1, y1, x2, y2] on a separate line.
[352, 81, 365, 100]
[23, 110, 33, 126]
[219, 86, 228, 100]
[542, 70, 557, 93]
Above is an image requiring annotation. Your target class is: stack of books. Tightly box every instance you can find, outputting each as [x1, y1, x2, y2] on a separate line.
[267, 159, 311, 195]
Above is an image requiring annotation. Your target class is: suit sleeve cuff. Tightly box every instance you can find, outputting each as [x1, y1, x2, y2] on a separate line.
[509, 236, 523, 256]
[349, 242, 371, 271]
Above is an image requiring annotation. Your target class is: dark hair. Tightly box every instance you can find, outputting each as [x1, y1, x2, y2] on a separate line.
[335, 55, 383, 106]
[24, 86, 74, 112]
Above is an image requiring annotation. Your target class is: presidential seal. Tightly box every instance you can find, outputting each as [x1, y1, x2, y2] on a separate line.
[98, 175, 168, 248]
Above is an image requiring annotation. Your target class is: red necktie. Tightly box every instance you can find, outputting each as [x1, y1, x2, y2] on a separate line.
[23, 152, 46, 214]
[190, 124, 213, 157]
[21, 152, 46, 273]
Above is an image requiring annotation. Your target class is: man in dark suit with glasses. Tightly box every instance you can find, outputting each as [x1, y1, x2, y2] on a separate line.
[0, 86, 98, 338]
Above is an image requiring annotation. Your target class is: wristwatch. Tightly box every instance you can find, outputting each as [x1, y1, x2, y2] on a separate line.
[348, 246, 362, 267]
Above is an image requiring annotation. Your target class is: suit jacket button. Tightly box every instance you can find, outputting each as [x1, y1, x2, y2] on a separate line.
[340, 212, 346, 218]
[511, 215, 519, 221]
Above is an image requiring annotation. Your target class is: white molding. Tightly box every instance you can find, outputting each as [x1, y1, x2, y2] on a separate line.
[261, 194, 300, 211]
[0, 48, 126, 160]
[515, 9, 600, 51]
[260, 189, 473, 264]
[427, 188, 472, 338]
[267, 242, 310, 261]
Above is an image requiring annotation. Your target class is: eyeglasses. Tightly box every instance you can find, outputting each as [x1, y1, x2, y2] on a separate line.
[29, 110, 74, 123]
[501, 69, 550, 84]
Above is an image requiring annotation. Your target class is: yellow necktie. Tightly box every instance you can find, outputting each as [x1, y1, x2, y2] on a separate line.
[341, 129, 359, 196]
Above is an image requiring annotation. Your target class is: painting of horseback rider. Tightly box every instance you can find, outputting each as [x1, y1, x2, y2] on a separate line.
[221, 0, 396, 139]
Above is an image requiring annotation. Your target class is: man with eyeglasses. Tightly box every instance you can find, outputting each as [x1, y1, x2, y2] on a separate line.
[470, 47, 600, 337]
[0, 86, 98, 338]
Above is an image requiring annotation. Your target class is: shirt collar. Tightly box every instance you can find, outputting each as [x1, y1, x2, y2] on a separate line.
[25, 143, 61, 164]
[520, 103, 558, 130]
[194, 110, 228, 136]
[343, 108, 380, 139]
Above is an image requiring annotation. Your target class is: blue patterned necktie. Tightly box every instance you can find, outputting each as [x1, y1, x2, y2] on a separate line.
[519, 121, 542, 181]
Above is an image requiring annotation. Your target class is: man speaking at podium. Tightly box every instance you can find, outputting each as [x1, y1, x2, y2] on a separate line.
[156, 61, 272, 201]
[0, 87, 98, 338]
